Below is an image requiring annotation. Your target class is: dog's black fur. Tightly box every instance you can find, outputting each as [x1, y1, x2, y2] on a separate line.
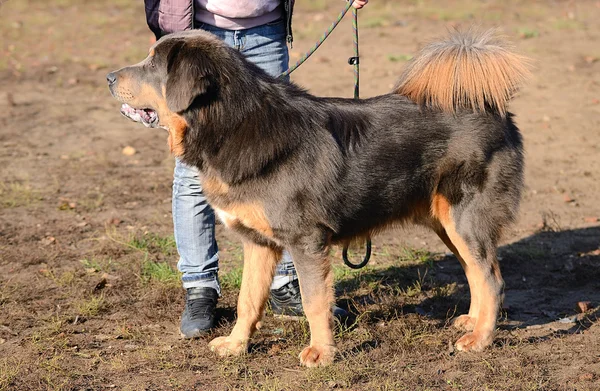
[108, 29, 528, 366]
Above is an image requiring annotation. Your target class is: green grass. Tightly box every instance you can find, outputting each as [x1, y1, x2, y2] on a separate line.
[221, 266, 244, 290]
[79, 258, 105, 273]
[0, 358, 21, 391]
[387, 54, 413, 62]
[140, 257, 179, 286]
[39, 269, 75, 287]
[129, 232, 177, 257]
[517, 27, 540, 39]
[399, 247, 436, 267]
[78, 192, 105, 212]
[0, 182, 39, 208]
[75, 295, 106, 317]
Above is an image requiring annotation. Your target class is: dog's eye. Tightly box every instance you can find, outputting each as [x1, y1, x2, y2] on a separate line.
[148, 58, 156, 69]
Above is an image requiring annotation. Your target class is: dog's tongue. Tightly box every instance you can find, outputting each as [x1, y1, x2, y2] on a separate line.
[120, 103, 159, 128]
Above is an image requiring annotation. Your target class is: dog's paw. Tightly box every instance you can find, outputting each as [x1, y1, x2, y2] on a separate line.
[453, 315, 477, 331]
[209, 336, 248, 357]
[299, 344, 338, 367]
[455, 332, 492, 352]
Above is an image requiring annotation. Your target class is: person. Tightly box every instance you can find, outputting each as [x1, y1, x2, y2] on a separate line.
[144, 0, 368, 338]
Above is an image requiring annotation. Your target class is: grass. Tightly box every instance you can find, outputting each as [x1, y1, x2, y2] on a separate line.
[75, 294, 106, 317]
[129, 232, 177, 257]
[79, 257, 106, 273]
[387, 53, 413, 62]
[398, 247, 436, 266]
[221, 266, 244, 290]
[140, 257, 180, 286]
[0, 358, 21, 391]
[517, 27, 540, 39]
[39, 269, 75, 287]
[0, 182, 39, 208]
[78, 191, 105, 212]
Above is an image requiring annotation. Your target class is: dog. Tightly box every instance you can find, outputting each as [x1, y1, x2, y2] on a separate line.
[108, 28, 529, 367]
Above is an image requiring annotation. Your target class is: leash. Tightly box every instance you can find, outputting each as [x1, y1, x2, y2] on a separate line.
[343, 6, 372, 269]
[280, 2, 372, 269]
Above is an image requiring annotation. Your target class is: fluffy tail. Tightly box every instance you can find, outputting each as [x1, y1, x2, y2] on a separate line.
[394, 29, 530, 116]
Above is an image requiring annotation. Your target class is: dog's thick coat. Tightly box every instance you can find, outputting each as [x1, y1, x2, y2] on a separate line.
[108, 29, 528, 367]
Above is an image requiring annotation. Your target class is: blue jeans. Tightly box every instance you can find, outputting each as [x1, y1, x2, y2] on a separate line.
[174, 20, 297, 294]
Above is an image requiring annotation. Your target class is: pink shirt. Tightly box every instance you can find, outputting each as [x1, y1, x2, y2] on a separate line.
[195, 0, 282, 30]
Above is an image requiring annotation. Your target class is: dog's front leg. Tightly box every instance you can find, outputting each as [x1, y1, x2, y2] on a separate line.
[209, 241, 281, 357]
[289, 246, 337, 367]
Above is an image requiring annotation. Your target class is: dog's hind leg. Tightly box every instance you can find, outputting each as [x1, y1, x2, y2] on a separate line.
[288, 242, 337, 367]
[209, 241, 281, 357]
[435, 228, 479, 332]
[432, 195, 504, 352]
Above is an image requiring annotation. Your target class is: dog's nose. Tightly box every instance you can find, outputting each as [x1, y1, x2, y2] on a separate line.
[106, 72, 117, 85]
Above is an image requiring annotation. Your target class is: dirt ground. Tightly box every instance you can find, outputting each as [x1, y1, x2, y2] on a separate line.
[1, 0, 600, 390]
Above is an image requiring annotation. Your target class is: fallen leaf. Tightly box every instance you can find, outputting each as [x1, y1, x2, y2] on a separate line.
[41, 237, 56, 246]
[108, 218, 122, 226]
[563, 194, 575, 203]
[584, 56, 598, 64]
[122, 146, 136, 156]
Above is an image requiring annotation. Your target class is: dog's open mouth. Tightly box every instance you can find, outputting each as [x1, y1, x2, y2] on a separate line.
[120, 104, 160, 128]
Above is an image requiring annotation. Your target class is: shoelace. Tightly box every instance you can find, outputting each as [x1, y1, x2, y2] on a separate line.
[187, 296, 216, 319]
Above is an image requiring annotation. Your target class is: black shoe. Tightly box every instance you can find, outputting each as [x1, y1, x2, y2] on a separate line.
[270, 279, 304, 317]
[180, 287, 218, 338]
[269, 280, 349, 320]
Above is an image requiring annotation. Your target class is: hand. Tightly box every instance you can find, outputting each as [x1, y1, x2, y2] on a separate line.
[352, 0, 368, 9]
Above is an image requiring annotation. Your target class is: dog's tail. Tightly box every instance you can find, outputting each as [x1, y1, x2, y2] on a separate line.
[394, 29, 530, 116]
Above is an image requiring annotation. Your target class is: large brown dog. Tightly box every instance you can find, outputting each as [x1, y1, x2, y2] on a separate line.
[108, 29, 529, 367]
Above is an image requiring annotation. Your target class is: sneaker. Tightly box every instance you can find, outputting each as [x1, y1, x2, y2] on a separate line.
[270, 279, 304, 318]
[180, 287, 218, 338]
[269, 280, 349, 320]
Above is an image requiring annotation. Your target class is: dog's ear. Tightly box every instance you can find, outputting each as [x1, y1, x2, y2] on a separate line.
[165, 40, 215, 113]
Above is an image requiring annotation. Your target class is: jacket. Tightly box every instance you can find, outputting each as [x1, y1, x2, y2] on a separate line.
[144, 0, 295, 44]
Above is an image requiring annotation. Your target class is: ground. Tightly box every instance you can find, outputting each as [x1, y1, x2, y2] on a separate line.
[1, 0, 600, 390]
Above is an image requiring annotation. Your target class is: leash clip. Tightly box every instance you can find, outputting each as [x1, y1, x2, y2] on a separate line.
[348, 56, 359, 65]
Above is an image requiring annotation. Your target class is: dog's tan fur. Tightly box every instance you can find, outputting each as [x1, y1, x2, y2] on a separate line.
[395, 29, 530, 116]
[431, 193, 503, 350]
[209, 242, 281, 356]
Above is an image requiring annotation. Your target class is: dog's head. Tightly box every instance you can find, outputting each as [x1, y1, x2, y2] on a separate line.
[107, 31, 230, 156]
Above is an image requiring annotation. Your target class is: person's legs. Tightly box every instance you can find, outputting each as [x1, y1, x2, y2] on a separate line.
[174, 159, 221, 337]
[173, 159, 220, 293]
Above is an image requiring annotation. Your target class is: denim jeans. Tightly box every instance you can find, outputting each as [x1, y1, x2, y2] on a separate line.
[174, 20, 297, 294]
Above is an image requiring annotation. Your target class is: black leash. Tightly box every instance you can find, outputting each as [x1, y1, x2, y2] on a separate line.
[342, 7, 372, 270]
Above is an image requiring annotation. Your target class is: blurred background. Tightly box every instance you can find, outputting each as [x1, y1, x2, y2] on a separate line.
[1, 1, 599, 389]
